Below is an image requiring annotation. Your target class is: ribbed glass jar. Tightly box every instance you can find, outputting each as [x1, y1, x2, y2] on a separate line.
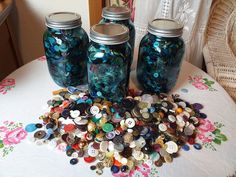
[100, 7, 135, 68]
[137, 19, 185, 93]
[43, 12, 89, 87]
[87, 23, 131, 102]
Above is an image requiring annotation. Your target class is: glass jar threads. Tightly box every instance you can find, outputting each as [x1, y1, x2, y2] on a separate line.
[137, 19, 185, 93]
[87, 23, 131, 102]
[43, 12, 89, 87]
[100, 7, 135, 66]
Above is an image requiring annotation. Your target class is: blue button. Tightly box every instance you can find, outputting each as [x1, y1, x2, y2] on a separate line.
[182, 144, 190, 151]
[111, 165, 120, 173]
[25, 123, 37, 132]
[67, 86, 79, 94]
[193, 143, 202, 150]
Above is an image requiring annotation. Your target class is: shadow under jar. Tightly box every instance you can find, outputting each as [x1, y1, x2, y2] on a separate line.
[88, 23, 131, 102]
[137, 19, 185, 93]
[100, 7, 135, 69]
[43, 12, 89, 87]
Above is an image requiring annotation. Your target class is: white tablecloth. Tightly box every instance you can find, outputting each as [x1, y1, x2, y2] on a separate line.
[0, 56, 236, 177]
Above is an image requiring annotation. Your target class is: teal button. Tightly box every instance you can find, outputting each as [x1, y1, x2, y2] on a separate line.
[102, 123, 114, 133]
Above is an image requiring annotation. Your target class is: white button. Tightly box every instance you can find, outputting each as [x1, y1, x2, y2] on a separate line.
[185, 107, 192, 113]
[52, 95, 63, 101]
[75, 119, 88, 125]
[108, 141, 115, 151]
[168, 115, 176, 123]
[182, 111, 190, 118]
[165, 141, 178, 154]
[58, 117, 66, 122]
[121, 157, 128, 165]
[71, 152, 79, 158]
[90, 106, 100, 115]
[73, 117, 82, 124]
[95, 112, 102, 119]
[176, 120, 185, 127]
[125, 118, 136, 128]
[127, 129, 133, 133]
[158, 123, 167, 132]
[176, 115, 184, 122]
[100, 141, 109, 152]
[70, 110, 80, 118]
[70, 94, 79, 100]
[88, 148, 99, 157]
[129, 141, 136, 148]
[178, 101, 186, 108]
[135, 136, 146, 148]
[79, 92, 86, 97]
[132, 150, 144, 160]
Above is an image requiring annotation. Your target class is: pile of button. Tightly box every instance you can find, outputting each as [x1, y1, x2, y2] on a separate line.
[25, 87, 205, 175]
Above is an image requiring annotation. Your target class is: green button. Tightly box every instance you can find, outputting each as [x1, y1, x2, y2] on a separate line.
[102, 123, 114, 133]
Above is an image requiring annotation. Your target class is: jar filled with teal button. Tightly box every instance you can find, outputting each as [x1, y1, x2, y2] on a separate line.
[137, 19, 185, 93]
[43, 12, 89, 87]
[87, 23, 131, 102]
[100, 7, 135, 73]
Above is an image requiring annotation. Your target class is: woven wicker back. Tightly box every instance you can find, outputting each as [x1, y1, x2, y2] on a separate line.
[203, 0, 236, 101]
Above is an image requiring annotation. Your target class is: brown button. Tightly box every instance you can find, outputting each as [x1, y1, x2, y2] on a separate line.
[77, 149, 84, 157]
[154, 158, 163, 167]
[34, 130, 46, 139]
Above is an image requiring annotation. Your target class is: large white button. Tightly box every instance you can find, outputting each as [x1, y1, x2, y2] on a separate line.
[100, 141, 109, 152]
[90, 106, 100, 115]
[165, 141, 178, 154]
[88, 148, 99, 157]
[125, 118, 135, 128]
[70, 110, 80, 118]
[158, 123, 167, 132]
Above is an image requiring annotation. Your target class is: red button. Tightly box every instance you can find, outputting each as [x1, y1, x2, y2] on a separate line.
[84, 156, 96, 163]
[53, 107, 64, 113]
[72, 143, 80, 150]
[188, 137, 195, 145]
[64, 124, 75, 132]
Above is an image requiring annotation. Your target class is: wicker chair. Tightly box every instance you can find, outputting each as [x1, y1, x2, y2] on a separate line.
[203, 0, 236, 101]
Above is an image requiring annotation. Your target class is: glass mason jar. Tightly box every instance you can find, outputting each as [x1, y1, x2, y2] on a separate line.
[100, 7, 135, 69]
[87, 23, 131, 102]
[137, 19, 185, 93]
[43, 12, 89, 87]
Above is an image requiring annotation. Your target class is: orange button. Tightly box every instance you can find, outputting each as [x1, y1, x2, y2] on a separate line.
[64, 124, 75, 132]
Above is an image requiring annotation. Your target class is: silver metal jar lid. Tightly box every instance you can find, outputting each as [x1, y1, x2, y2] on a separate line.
[90, 23, 129, 45]
[102, 6, 131, 20]
[147, 19, 183, 37]
[45, 12, 82, 29]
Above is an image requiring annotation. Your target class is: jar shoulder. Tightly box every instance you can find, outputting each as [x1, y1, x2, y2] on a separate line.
[44, 27, 89, 42]
[140, 33, 185, 50]
[88, 42, 131, 62]
[100, 18, 135, 32]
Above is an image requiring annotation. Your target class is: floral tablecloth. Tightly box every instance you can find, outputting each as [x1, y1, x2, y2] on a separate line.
[0, 56, 236, 177]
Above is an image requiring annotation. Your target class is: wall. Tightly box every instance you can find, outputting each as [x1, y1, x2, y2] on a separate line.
[9, 0, 90, 64]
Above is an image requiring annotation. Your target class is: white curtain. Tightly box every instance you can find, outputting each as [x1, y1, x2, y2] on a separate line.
[133, 0, 212, 68]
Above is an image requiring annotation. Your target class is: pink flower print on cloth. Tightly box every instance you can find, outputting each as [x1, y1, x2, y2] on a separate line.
[0, 78, 15, 95]
[0, 121, 27, 157]
[37, 56, 46, 61]
[189, 75, 217, 91]
[196, 119, 227, 151]
[3, 127, 27, 145]
[129, 163, 151, 177]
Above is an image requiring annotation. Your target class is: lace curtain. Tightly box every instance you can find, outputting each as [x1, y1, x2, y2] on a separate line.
[133, 0, 213, 68]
